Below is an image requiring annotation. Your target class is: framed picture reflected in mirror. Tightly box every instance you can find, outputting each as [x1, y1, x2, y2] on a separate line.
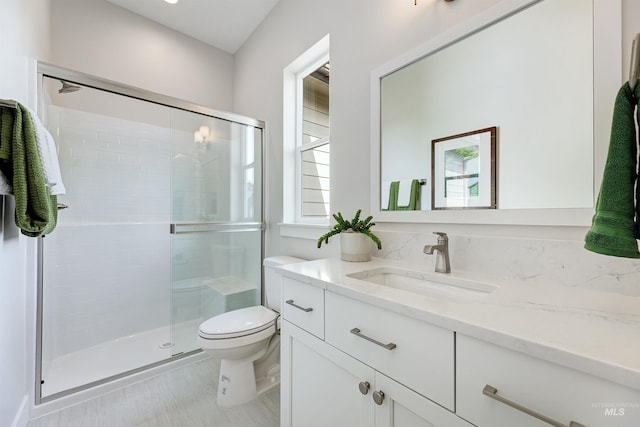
[431, 127, 496, 210]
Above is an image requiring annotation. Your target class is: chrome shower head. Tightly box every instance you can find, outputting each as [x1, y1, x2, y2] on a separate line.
[58, 81, 81, 94]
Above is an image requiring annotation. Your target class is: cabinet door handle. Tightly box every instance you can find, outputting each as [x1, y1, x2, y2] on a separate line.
[358, 381, 370, 395]
[482, 385, 586, 427]
[350, 328, 397, 350]
[372, 390, 385, 405]
[285, 299, 313, 312]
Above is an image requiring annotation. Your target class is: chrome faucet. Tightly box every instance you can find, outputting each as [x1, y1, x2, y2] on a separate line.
[423, 232, 451, 273]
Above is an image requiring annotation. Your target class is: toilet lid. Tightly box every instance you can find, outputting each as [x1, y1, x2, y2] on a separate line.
[199, 305, 278, 339]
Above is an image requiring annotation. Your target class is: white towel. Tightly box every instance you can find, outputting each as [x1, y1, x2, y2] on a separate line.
[398, 179, 413, 206]
[0, 106, 66, 196]
[26, 106, 66, 195]
[0, 169, 11, 195]
[381, 181, 391, 210]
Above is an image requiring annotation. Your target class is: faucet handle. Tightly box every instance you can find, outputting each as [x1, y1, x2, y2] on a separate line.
[433, 232, 448, 239]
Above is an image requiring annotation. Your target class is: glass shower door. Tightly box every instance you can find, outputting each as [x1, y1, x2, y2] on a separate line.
[40, 77, 173, 398]
[169, 109, 263, 356]
[38, 69, 265, 401]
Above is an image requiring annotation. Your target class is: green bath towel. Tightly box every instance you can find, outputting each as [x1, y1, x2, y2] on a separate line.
[584, 83, 640, 258]
[0, 104, 57, 237]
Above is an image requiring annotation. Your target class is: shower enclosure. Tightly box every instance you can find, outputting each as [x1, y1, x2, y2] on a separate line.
[36, 64, 264, 402]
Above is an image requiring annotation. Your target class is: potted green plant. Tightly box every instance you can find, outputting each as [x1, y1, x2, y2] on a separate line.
[317, 209, 382, 261]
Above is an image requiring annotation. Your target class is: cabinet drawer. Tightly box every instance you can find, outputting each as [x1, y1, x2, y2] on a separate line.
[325, 292, 454, 410]
[457, 334, 640, 427]
[282, 277, 324, 339]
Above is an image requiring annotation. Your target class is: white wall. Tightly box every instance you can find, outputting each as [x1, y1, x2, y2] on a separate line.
[0, 1, 50, 425]
[234, 0, 514, 260]
[50, 0, 235, 112]
[234, 0, 640, 288]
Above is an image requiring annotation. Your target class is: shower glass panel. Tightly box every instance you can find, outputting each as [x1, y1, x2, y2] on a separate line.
[169, 110, 263, 356]
[40, 77, 173, 398]
[38, 71, 264, 400]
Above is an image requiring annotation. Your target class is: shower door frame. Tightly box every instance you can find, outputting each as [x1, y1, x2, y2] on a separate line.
[35, 62, 266, 405]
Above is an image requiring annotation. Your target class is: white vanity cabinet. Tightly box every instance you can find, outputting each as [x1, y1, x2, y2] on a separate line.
[281, 321, 374, 427]
[457, 334, 640, 427]
[280, 276, 470, 427]
[324, 291, 455, 410]
[279, 259, 640, 427]
[281, 321, 471, 427]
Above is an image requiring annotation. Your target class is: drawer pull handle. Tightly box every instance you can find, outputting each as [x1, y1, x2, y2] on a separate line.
[482, 385, 586, 427]
[285, 299, 313, 312]
[350, 328, 397, 350]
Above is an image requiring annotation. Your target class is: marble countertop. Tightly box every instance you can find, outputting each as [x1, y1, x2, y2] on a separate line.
[277, 257, 640, 391]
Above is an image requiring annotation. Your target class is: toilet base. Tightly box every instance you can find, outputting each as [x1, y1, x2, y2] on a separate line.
[217, 357, 258, 407]
[216, 359, 280, 407]
[215, 335, 281, 407]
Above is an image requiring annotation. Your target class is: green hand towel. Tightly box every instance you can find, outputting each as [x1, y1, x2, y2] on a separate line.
[387, 179, 420, 211]
[0, 104, 57, 237]
[387, 181, 399, 210]
[584, 83, 640, 258]
[397, 179, 419, 210]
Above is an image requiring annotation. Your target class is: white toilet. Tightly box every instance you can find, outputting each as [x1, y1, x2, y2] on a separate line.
[197, 256, 304, 407]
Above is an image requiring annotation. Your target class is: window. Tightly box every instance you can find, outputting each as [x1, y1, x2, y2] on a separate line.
[298, 64, 330, 221]
[282, 35, 330, 233]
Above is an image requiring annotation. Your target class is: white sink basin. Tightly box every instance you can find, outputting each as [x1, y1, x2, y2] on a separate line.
[346, 267, 497, 302]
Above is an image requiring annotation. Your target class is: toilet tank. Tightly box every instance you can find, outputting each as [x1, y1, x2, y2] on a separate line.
[263, 256, 305, 312]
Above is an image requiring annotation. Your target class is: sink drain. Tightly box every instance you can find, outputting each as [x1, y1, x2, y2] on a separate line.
[159, 342, 175, 349]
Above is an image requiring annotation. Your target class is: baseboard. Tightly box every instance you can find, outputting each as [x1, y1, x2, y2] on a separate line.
[11, 395, 29, 427]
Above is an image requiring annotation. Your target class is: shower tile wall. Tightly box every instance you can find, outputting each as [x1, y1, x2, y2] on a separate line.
[53, 109, 171, 223]
[42, 106, 172, 365]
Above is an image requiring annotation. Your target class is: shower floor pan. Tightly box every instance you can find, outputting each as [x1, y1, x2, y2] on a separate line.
[41, 319, 201, 397]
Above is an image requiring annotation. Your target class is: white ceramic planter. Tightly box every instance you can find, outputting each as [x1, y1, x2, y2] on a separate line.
[340, 231, 372, 262]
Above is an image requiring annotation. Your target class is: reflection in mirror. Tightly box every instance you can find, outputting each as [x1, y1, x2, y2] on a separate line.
[431, 127, 496, 210]
[380, 0, 593, 212]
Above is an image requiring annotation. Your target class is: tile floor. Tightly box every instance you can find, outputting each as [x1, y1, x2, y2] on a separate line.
[28, 357, 280, 427]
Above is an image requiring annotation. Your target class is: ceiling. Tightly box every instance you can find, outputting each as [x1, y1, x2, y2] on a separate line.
[105, 0, 281, 54]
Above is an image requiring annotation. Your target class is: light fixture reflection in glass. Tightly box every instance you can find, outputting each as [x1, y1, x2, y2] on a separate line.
[199, 126, 210, 138]
[194, 131, 204, 143]
[194, 125, 214, 145]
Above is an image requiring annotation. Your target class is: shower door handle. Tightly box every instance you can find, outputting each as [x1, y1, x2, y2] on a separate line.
[170, 222, 264, 234]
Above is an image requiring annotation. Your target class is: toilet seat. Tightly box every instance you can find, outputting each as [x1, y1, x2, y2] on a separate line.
[199, 305, 278, 340]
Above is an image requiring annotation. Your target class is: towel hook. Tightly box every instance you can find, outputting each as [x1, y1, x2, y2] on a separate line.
[629, 33, 640, 91]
